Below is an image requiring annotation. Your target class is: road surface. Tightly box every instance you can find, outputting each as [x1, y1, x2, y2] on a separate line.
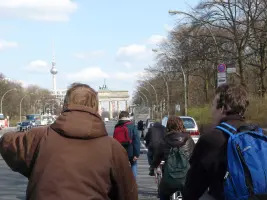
[0, 122, 158, 200]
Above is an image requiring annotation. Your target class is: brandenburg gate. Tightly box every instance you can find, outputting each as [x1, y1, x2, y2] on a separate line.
[98, 82, 129, 119]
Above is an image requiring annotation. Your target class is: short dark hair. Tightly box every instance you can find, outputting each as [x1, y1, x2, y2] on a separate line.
[215, 84, 249, 116]
[119, 111, 129, 119]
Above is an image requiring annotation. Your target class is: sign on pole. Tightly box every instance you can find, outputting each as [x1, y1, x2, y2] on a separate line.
[217, 63, 227, 86]
[175, 104, 180, 112]
[226, 63, 236, 73]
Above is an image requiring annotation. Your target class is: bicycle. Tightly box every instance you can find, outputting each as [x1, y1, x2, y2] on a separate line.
[154, 161, 183, 200]
[155, 161, 165, 198]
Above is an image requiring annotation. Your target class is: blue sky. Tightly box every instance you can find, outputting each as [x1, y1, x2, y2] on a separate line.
[0, 0, 198, 100]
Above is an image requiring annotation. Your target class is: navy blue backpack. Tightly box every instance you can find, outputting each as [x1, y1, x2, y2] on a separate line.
[216, 122, 267, 200]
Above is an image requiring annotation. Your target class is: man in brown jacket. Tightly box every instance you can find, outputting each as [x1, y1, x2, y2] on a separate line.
[0, 83, 138, 200]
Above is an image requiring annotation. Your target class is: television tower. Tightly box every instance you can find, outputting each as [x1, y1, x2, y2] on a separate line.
[50, 43, 58, 92]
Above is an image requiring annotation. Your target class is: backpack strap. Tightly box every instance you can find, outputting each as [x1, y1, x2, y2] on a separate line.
[238, 124, 263, 135]
[216, 122, 237, 137]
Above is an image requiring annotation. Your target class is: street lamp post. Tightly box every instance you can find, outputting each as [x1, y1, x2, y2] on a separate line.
[152, 49, 187, 115]
[160, 75, 170, 116]
[138, 90, 149, 107]
[20, 94, 31, 122]
[142, 80, 160, 119]
[138, 91, 152, 119]
[138, 86, 151, 105]
[0, 88, 16, 114]
[138, 95, 146, 107]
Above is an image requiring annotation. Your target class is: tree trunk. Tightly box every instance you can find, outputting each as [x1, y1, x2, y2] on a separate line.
[238, 50, 246, 86]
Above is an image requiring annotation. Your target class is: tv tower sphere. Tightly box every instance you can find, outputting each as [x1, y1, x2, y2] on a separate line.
[50, 67, 58, 75]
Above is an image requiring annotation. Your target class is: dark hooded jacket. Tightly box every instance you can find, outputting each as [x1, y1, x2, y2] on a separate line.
[152, 131, 195, 196]
[152, 131, 195, 169]
[144, 122, 166, 153]
[183, 115, 267, 200]
[0, 105, 138, 200]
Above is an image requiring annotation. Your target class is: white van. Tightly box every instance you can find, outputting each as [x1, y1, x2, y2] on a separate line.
[104, 118, 109, 122]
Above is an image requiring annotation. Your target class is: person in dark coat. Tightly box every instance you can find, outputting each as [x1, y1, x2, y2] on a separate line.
[152, 116, 195, 200]
[144, 122, 166, 175]
[137, 120, 144, 138]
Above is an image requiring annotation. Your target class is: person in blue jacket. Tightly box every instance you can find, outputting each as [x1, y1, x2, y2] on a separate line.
[115, 111, 140, 179]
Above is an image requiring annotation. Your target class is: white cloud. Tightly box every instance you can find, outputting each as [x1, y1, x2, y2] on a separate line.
[164, 24, 174, 32]
[74, 50, 105, 59]
[0, 0, 78, 21]
[113, 71, 144, 81]
[122, 62, 132, 69]
[67, 67, 109, 81]
[0, 39, 18, 50]
[147, 35, 167, 45]
[16, 80, 30, 87]
[116, 44, 152, 62]
[24, 60, 50, 73]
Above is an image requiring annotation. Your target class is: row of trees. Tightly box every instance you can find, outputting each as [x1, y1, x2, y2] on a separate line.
[133, 0, 267, 118]
[0, 73, 61, 120]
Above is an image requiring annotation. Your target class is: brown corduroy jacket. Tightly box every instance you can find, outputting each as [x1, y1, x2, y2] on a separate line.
[0, 105, 138, 200]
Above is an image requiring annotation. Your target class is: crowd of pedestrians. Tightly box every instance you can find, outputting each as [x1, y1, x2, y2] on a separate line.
[0, 82, 267, 200]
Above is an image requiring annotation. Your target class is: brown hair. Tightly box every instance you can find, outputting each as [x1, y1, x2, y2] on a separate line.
[215, 84, 249, 116]
[166, 116, 186, 132]
[119, 111, 129, 119]
[63, 82, 98, 112]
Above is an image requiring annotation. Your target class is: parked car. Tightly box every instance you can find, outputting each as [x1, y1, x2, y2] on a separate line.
[20, 121, 31, 132]
[180, 116, 200, 143]
[29, 120, 36, 127]
[104, 118, 109, 122]
[16, 122, 22, 131]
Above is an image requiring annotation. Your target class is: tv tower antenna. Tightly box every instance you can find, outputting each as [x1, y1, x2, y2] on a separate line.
[50, 43, 58, 92]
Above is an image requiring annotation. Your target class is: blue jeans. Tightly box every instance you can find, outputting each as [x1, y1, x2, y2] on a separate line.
[131, 161, 137, 179]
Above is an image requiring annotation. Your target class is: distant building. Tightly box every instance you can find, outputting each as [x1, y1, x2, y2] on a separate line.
[50, 89, 67, 104]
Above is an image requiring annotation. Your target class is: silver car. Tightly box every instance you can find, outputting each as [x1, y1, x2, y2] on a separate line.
[180, 116, 200, 144]
[162, 116, 200, 143]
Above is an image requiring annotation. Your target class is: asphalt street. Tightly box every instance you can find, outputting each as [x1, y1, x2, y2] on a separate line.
[0, 122, 158, 200]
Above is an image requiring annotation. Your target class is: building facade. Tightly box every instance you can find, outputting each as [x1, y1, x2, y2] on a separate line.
[50, 89, 67, 104]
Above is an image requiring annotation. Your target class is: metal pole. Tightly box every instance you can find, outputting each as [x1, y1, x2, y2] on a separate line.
[143, 80, 159, 118]
[161, 75, 170, 116]
[138, 91, 149, 106]
[180, 66, 187, 116]
[139, 95, 146, 107]
[20, 95, 28, 122]
[1, 88, 16, 114]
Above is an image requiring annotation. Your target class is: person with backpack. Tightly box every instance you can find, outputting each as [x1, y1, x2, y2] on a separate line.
[152, 116, 195, 200]
[0, 83, 138, 200]
[114, 111, 140, 179]
[183, 83, 267, 200]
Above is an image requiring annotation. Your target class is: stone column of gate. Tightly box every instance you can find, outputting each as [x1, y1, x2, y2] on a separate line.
[117, 101, 120, 114]
[125, 100, 128, 112]
[109, 100, 113, 119]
